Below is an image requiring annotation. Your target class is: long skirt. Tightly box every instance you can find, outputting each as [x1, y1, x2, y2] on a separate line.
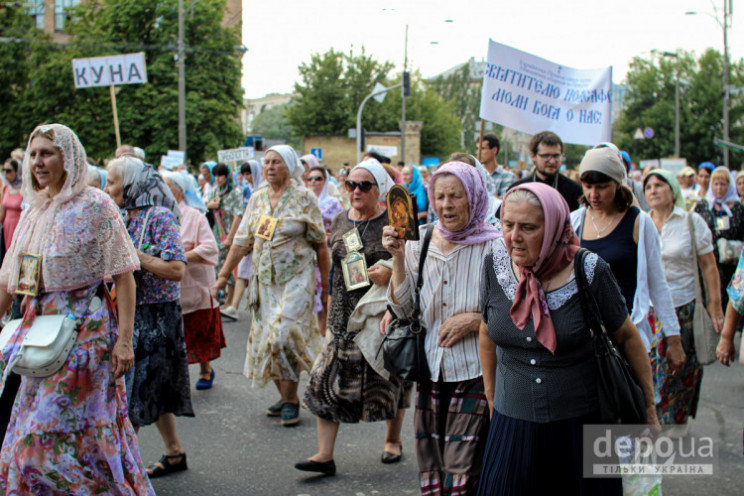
[650, 300, 703, 424]
[126, 300, 194, 427]
[243, 261, 321, 386]
[303, 332, 411, 423]
[477, 410, 622, 496]
[184, 306, 226, 364]
[415, 377, 490, 496]
[0, 286, 154, 495]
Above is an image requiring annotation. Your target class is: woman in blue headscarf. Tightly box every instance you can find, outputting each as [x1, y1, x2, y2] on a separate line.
[401, 165, 428, 225]
[199, 161, 217, 202]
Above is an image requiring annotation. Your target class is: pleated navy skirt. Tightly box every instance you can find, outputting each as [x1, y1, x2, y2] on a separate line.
[477, 410, 622, 496]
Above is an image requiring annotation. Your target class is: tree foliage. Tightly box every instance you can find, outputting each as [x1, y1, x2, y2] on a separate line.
[286, 49, 461, 159]
[0, 0, 243, 164]
[429, 61, 482, 154]
[614, 49, 744, 166]
[250, 104, 299, 149]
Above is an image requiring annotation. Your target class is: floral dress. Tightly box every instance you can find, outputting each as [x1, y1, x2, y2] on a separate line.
[233, 182, 325, 386]
[125, 206, 193, 427]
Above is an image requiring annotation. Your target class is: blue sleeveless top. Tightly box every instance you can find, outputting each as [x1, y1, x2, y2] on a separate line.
[581, 207, 639, 314]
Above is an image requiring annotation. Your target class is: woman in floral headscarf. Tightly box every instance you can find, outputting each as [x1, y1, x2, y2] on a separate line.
[0, 124, 154, 494]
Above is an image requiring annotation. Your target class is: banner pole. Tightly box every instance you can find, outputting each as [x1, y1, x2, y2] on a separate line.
[110, 85, 121, 148]
[477, 119, 485, 162]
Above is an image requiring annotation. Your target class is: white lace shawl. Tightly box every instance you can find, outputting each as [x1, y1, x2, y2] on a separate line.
[0, 124, 139, 293]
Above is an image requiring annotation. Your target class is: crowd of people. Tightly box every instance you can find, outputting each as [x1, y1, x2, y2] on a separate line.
[0, 123, 740, 495]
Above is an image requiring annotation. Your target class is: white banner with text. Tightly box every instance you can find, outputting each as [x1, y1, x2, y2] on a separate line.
[72, 52, 148, 89]
[479, 40, 612, 146]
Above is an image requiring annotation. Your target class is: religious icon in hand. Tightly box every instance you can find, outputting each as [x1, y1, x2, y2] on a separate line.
[386, 185, 419, 240]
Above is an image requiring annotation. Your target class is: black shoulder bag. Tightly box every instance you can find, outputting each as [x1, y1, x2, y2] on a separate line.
[379, 224, 434, 382]
[574, 248, 647, 425]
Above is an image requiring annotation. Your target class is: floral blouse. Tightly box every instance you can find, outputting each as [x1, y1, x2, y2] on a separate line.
[208, 185, 244, 245]
[234, 182, 325, 286]
[126, 206, 187, 305]
[728, 252, 744, 313]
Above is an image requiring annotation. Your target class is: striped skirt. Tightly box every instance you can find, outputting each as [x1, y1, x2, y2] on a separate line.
[415, 377, 490, 496]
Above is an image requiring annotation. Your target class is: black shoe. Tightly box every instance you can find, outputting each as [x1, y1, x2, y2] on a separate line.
[295, 459, 336, 475]
[280, 402, 300, 426]
[266, 400, 283, 417]
[381, 446, 402, 464]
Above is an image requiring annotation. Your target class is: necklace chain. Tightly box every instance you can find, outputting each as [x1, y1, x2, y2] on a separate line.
[589, 209, 617, 239]
[351, 206, 380, 242]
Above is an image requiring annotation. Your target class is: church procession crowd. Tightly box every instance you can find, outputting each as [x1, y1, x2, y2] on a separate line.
[0, 122, 742, 495]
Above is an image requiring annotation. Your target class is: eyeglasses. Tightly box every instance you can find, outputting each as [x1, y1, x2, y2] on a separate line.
[306, 176, 324, 182]
[536, 153, 564, 161]
[345, 180, 375, 193]
[2, 169, 13, 173]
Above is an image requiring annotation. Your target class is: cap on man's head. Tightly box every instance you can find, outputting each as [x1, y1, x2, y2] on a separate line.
[678, 166, 696, 178]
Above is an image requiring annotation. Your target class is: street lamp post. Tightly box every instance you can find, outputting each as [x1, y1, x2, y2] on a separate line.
[687, 1, 731, 167]
[401, 24, 408, 165]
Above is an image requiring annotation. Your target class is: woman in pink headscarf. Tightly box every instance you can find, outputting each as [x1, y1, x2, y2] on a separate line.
[383, 161, 500, 495]
[477, 183, 657, 495]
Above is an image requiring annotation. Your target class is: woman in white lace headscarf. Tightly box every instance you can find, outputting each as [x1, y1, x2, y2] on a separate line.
[0, 124, 154, 494]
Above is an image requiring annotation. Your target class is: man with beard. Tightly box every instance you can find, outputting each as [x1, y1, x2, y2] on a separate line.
[509, 131, 583, 211]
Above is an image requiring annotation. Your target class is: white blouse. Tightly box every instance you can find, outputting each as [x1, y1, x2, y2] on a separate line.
[658, 207, 714, 307]
[387, 230, 492, 383]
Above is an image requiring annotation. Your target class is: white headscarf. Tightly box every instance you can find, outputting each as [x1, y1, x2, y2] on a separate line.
[352, 158, 395, 202]
[267, 145, 303, 179]
[247, 159, 263, 190]
[162, 170, 207, 213]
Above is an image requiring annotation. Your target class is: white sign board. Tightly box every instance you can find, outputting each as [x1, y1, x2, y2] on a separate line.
[160, 156, 182, 170]
[660, 158, 687, 175]
[217, 147, 254, 163]
[366, 145, 398, 159]
[479, 40, 612, 146]
[167, 150, 185, 162]
[72, 52, 148, 89]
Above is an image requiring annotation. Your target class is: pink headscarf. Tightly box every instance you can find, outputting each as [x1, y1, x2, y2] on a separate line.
[502, 182, 580, 354]
[428, 161, 501, 245]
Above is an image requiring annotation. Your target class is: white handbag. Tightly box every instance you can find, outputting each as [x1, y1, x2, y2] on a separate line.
[0, 293, 102, 377]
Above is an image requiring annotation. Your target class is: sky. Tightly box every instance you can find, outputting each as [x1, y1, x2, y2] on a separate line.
[240, 0, 744, 100]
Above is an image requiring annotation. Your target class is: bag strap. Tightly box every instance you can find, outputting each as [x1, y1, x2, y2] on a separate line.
[573, 248, 606, 338]
[687, 213, 705, 303]
[137, 207, 154, 250]
[411, 224, 435, 325]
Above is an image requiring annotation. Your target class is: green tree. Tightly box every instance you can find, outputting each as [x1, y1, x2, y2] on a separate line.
[0, 0, 243, 164]
[614, 49, 744, 166]
[250, 104, 299, 149]
[429, 60, 481, 154]
[0, 4, 55, 157]
[287, 49, 461, 159]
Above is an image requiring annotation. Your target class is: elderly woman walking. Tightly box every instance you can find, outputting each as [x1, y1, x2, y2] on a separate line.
[0, 124, 154, 494]
[163, 171, 226, 390]
[478, 183, 658, 495]
[384, 161, 500, 495]
[296, 159, 410, 475]
[213, 145, 330, 426]
[105, 156, 194, 478]
[645, 170, 723, 434]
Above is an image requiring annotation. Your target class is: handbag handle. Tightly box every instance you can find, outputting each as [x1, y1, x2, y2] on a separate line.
[136, 207, 154, 250]
[687, 213, 706, 304]
[411, 224, 435, 330]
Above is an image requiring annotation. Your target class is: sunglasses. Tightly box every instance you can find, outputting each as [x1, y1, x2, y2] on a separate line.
[345, 180, 375, 193]
[306, 176, 324, 182]
[2, 169, 14, 173]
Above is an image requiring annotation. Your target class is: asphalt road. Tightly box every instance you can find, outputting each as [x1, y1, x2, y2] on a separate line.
[137, 312, 744, 496]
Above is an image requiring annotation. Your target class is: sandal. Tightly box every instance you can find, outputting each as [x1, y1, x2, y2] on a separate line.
[147, 453, 188, 478]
